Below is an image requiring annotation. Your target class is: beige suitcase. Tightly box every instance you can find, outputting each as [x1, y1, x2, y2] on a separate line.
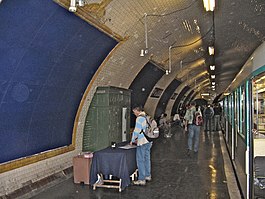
[73, 155, 92, 184]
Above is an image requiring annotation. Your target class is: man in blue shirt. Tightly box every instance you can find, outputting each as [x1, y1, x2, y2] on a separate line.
[184, 102, 201, 155]
[130, 106, 152, 185]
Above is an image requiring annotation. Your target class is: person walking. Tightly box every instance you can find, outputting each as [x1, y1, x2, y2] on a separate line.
[130, 106, 152, 185]
[184, 101, 201, 155]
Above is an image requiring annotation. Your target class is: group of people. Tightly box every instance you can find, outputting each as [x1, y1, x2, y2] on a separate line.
[183, 102, 223, 156]
[129, 102, 223, 185]
[202, 103, 222, 132]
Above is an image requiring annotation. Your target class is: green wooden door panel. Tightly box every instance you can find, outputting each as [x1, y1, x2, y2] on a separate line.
[82, 86, 131, 152]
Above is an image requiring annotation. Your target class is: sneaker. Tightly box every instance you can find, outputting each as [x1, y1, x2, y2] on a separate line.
[133, 180, 146, 186]
[145, 176, 152, 181]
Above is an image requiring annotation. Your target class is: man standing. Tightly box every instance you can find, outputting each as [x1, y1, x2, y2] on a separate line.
[184, 102, 201, 155]
[204, 104, 214, 132]
[213, 103, 222, 131]
[130, 106, 152, 185]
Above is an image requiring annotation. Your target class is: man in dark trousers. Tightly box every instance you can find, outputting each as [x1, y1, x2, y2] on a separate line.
[203, 104, 214, 132]
[213, 103, 222, 131]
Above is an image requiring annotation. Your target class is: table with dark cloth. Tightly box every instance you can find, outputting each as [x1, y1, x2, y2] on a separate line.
[90, 142, 137, 190]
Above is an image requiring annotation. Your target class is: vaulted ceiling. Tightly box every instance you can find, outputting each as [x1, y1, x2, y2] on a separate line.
[55, 0, 265, 100]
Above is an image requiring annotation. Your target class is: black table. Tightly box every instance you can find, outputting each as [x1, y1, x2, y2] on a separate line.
[90, 142, 137, 191]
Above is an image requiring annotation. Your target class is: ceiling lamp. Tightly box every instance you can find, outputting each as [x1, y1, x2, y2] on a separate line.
[211, 75, 215, 79]
[203, 0, 215, 11]
[212, 82, 215, 85]
[210, 65, 215, 70]
[69, 0, 77, 12]
[140, 49, 145, 57]
[208, 46, 214, 55]
[78, 0, 85, 6]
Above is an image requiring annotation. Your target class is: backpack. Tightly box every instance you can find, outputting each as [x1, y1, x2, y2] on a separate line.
[193, 111, 203, 126]
[142, 115, 159, 141]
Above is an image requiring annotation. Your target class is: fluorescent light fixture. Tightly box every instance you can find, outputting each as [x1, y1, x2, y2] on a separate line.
[140, 49, 144, 57]
[211, 75, 215, 79]
[78, 0, 85, 6]
[224, 92, 230, 96]
[69, 0, 77, 12]
[208, 46, 214, 55]
[203, 0, 215, 11]
[201, 93, 210, 96]
[210, 65, 215, 70]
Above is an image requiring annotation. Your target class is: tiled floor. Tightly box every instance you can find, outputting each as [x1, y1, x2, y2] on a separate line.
[31, 125, 238, 199]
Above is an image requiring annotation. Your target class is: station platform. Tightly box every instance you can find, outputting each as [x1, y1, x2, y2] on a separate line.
[30, 125, 241, 199]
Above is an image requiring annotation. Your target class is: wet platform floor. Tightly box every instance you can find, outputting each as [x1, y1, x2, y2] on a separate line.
[31, 125, 239, 199]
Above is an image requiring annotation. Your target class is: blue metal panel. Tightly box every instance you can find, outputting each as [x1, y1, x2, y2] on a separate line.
[129, 62, 164, 127]
[0, 0, 117, 163]
[171, 86, 190, 115]
[154, 79, 181, 118]
[183, 90, 194, 106]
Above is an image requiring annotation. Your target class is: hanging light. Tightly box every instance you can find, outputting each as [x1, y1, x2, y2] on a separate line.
[212, 82, 215, 85]
[208, 46, 214, 55]
[69, 0, 77, 12]
[78, 0, 85, 6]
[211, 75, 215, 79]
[203, 0, 215, 11]
[140, 49, 145, 57]
[210, 65, 215, 70]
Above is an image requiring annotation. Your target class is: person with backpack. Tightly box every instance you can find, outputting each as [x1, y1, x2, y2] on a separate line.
[184, 101, 202, 156]
[203, 104, 214, 132]
[130, 106, 152, 186]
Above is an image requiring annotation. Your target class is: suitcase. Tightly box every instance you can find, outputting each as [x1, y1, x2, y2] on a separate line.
[73, 155, 92, 184]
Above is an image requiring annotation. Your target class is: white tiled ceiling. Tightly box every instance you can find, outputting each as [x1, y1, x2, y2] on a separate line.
[56, 0, 265, 99]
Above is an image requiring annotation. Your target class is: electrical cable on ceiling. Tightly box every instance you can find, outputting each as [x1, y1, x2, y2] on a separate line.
[171, 25, 213, 48]
[182, 51, 207, 64]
